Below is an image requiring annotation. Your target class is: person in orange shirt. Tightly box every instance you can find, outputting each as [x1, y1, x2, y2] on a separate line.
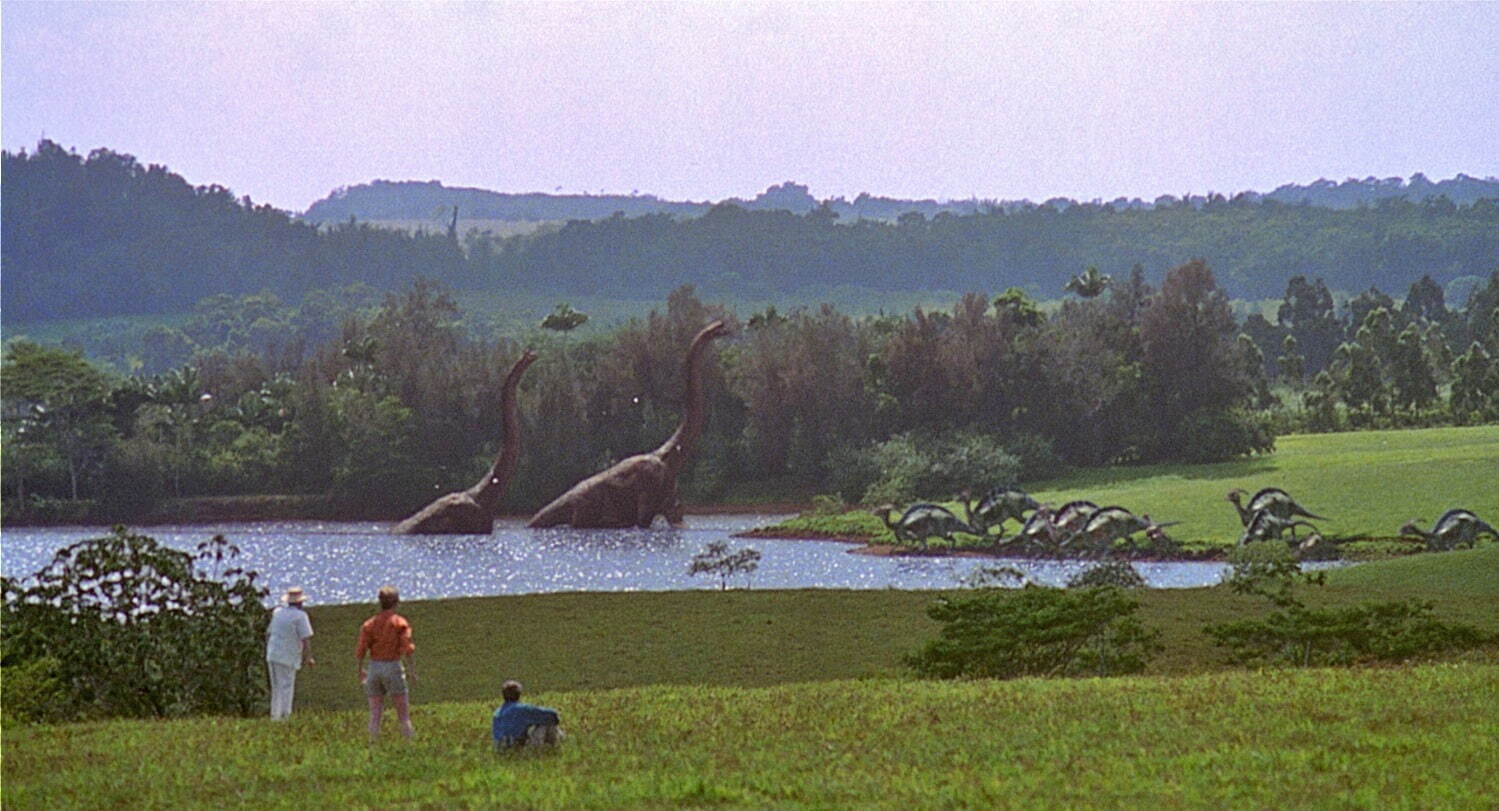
[355, 585, 417, 740]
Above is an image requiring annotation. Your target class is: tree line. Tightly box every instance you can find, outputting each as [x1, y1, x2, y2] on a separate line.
[5, 265, 1497, 522]
[7, 141, 1498, 323]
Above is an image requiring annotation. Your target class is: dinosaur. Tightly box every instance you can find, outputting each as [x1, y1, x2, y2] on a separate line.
[967, 486, 1040, 535]
[1399, 509, 1499, 551]
[873, 502, 981, 549]
[1012, 504, 1062, 547]
[394, 349, 537, 534]
[1065, 506, 1176, 555]
[1227, 487, 1327, 526]
[527, 321, 730, 529]
[1236, 508, 1320, 546]
[1052, 500, 1100, 537]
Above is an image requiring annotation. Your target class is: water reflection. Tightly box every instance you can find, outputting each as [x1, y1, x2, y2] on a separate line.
[0, 516, 1240, 606]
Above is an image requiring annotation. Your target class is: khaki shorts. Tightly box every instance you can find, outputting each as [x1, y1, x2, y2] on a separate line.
[364, 659, 407, 697]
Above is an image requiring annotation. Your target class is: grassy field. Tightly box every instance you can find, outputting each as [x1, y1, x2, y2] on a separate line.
[5, 545, 1498, 807]
[265, 545, 1499, 713]
[6, 666, 1497, 808]
[764, 425, 1499, 548]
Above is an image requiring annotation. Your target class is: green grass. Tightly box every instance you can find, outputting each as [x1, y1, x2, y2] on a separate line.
[271, 546, 1499, 713]
[765, 425, 1499, 547]
[6, 666, 1497, 808]
[6, 547, 1499, 807]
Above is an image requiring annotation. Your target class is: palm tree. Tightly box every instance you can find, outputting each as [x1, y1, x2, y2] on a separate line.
[1064, 266, 1112, 298]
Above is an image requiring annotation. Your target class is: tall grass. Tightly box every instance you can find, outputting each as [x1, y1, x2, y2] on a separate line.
[7, 666, 1497, 808]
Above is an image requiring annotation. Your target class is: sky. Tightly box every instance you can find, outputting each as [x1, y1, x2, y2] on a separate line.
[4, 1, 1498, 213]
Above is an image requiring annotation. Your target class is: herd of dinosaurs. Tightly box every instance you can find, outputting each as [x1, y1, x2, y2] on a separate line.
[874, 484, 1498, 556]
[392, 318, 1498, 557]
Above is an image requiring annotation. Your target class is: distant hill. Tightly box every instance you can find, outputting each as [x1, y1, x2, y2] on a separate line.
[6, 140, 1498, 323]
[303, 175, 1499, 224]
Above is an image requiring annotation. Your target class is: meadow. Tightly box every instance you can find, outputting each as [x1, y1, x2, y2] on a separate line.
[763, 425, 1499, 548]
[6, 664, 1497, 807]
[4, 429, 1498, 807]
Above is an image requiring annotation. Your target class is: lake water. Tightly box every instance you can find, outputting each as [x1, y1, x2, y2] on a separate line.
[0, 516, 1237, 605]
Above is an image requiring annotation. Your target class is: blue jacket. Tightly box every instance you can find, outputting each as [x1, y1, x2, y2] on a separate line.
[492, 700, 561, 745]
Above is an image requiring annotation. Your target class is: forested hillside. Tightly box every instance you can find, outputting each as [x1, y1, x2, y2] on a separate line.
[307, 174, 1499, 223]
[5, 142, 1498, 324]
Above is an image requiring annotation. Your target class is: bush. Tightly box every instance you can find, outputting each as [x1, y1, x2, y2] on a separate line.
[1205, 541, 1492, 666]
[1175, 408, 1275, 463]
[905, 585, 1161, 679]
[1003, 432, 1070, 482]
[0, 655, 67, 724]
[1067, 561, 1147, 589]
[1, 527, 269, 720]
[828, 430, 1021, 506]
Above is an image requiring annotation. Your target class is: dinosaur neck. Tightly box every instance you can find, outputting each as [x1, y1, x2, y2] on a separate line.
[1229, 496, 1252, 524]
[470, 353, 533, 513]
[653, 323, 722, 472]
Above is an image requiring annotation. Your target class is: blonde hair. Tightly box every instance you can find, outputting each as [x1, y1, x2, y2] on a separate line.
[378, 585, 400, 610]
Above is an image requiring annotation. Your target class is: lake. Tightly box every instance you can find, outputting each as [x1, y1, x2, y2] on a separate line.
[0, 516, 1238, 605]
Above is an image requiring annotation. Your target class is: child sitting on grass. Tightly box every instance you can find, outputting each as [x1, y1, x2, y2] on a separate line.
[491, 680, 563, 751]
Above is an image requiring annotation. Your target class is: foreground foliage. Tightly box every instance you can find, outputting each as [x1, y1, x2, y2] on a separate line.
[906, 586, 1161, 679]
[1, 527, 267, 721]
[5, 667, 1497, 808]
[1205, 542, 1491, 666]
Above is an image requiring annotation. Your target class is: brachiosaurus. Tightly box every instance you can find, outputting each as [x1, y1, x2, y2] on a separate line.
[528, 321, 729, 528]
[393, 349, 537, 534]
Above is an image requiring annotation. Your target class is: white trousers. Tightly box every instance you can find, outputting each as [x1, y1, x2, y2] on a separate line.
[268, 661, 299, 719]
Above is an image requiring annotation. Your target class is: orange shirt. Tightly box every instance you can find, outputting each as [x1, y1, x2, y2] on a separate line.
[355, 610, 415, 662]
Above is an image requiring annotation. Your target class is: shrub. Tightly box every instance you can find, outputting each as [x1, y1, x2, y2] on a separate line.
[1003, 431, 1070, 482]
[0, 655, 67, 724]
[1175, 408, 1275, 463]
[1205, 541, 1492, 666]
[687, 541, 761, 590]
[809, 494, 848, 515]
[906, 585, 1161, 679]
[1067, 561, 1147, 589]
[1, 527, 268, 720]
[829, 430, 1021, 506]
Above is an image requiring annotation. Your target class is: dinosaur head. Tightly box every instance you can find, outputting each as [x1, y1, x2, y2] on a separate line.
[1226, 489, 1246, 505]
[700, 320, 732, 342]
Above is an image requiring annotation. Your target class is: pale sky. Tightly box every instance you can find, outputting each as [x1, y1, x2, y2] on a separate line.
[4, 1, 1497, 213]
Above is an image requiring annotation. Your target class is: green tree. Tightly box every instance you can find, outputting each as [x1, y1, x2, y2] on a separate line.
[1, 342, 118, 500]
[1449, 341, 1494, 420]
[1277, 334, 1306, 384]
[1389, 324, 1438, 414]
[1, 529, 268, 720]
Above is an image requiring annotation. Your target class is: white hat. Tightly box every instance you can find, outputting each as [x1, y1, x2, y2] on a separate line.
[281, 586, 308, 605]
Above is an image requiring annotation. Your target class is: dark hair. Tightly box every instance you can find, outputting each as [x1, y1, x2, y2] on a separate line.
[502, 680, 522, 702]
[378, 585, 400, 611]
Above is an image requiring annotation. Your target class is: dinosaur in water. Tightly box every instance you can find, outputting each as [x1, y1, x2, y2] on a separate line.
[528, 321, 730, 529]
[394, 350, 537, 535]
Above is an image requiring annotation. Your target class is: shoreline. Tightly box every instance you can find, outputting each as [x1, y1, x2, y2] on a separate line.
[736, 528, 1231, 562]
